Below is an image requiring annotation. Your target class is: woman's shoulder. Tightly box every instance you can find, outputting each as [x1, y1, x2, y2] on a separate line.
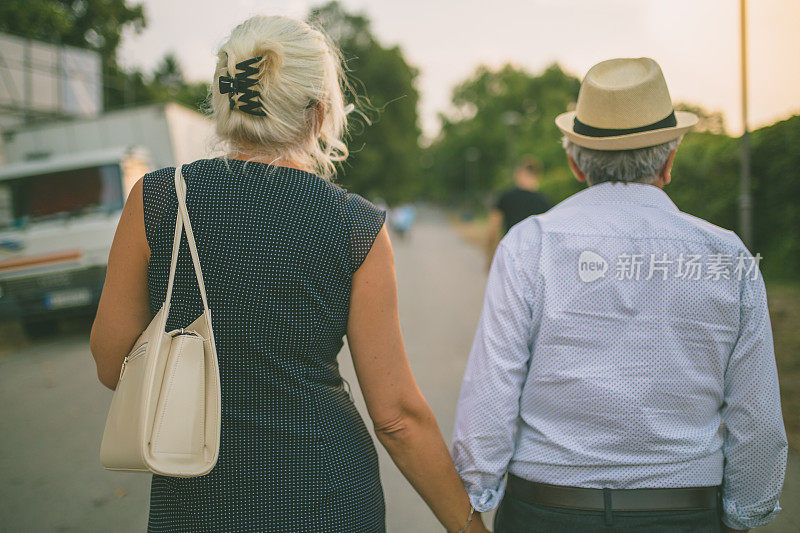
[343, 192, 384, 221]
[141, 165, 178, 201]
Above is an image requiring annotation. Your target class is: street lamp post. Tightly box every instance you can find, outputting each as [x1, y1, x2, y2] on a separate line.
[739, 0, 753, 249]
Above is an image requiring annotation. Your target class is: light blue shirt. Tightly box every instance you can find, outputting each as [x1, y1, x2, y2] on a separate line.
[452, 182, 787, 530]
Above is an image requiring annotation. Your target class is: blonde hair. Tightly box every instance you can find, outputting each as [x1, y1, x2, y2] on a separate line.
[211, 15, 349, 179]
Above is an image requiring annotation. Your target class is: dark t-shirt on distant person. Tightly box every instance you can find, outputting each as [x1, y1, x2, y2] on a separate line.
[495, 187, 552, 233]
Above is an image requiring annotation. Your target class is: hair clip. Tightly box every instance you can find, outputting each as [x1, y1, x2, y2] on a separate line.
[218, 56, 266, 117]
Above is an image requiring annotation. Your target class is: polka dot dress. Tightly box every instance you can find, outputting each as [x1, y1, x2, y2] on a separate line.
[142, 158, 386, 532]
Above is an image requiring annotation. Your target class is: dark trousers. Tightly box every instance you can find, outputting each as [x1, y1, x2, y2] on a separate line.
[494, 491, 723, 533]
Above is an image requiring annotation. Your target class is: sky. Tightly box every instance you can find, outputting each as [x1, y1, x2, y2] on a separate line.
[118, 0, 800, 138]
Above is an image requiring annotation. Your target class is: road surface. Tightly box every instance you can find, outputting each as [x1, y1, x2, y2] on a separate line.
[0, 207, 796, 532]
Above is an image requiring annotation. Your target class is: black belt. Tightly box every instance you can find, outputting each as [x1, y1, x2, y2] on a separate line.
[507, 474, 719, 512]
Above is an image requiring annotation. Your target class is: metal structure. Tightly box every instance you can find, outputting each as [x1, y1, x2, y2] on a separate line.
[0, 32, 102, 132]
[1, 102, 216, 170]
[739, 0, 753, 249]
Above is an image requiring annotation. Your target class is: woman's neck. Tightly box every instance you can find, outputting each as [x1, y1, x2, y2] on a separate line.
[226, 151, 306, 172]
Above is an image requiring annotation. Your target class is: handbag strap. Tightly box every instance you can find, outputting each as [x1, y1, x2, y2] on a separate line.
[162, 165, 212, 321]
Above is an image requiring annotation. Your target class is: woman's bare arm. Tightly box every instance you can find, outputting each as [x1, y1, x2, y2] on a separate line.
[89, 178, 151, 390]
[347, 226, 488, 533]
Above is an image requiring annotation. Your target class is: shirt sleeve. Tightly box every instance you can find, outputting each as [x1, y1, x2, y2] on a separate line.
[142, 167, 177, 251]
[720, 262, 788, 529]
[343, 193, 386, 275]
[451, 227, 541, 512]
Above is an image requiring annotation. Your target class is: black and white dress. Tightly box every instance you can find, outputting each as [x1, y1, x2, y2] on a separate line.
[142, 158, 386, 532]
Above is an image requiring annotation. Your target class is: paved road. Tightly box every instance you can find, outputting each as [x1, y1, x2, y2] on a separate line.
[0, 208, 796, 532]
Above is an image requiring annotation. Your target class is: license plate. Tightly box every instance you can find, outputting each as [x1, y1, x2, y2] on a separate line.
[44, 288, 92, 310]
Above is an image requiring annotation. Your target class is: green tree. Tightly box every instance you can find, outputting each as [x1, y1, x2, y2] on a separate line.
[425, 63, 581, 205]
[675, 103, 726, 135]
[668, 132, 739, 231]
[150, 53, 210, 111]
[0, 0, 145, 61]
[750, 115, 800, 278]
[0, 1, 209, 112]
[639, 116, 800, 280]
[153, 54, 184, 91]
[310, 2, 422, 202]
[0, 0, 147, 110]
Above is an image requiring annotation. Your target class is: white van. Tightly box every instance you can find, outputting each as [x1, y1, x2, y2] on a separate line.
[0, 147, 149, 336]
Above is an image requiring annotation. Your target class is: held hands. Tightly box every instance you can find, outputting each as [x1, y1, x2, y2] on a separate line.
[462, 514, 491, 533]
[468, 520, 492, 533]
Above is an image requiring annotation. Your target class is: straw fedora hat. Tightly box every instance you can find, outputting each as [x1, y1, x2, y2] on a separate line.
[555, 57, 698, 150]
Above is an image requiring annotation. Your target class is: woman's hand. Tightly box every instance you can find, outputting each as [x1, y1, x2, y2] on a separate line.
[466, 516, 491, 533]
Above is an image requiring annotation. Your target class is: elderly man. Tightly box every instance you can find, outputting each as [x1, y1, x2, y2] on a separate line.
[452, 57, 787, 532]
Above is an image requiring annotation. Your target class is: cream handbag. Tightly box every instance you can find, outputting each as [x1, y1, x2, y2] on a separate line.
[100, 165, 221, 477]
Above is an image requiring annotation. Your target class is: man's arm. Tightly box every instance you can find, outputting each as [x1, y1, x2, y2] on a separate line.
[720, 266, 788, 530]
[452, 227, 540, 513]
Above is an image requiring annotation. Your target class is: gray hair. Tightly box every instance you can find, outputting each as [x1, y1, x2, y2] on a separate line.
[562, 137, 680, 186]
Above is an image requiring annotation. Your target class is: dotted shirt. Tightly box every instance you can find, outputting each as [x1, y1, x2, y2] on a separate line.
[142, 158, 386, 532]
[452, 182, 787, 530]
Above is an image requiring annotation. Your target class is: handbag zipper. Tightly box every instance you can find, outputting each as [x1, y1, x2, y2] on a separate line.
[119, 343, 147, 381]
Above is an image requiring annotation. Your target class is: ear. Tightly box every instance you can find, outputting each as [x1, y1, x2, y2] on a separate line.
[658, 149, 677, 186]
[567, 154, 587, 183]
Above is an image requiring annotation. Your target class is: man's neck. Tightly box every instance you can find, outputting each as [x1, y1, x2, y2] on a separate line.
[516, 179, 539, 192]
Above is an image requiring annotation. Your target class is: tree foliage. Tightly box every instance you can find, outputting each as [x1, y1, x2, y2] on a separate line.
[0, 0, 207, 112]
[424, 63, 581, 204]
[106, 53, 209, 111]
[675, 103, 726, 135]
[0, 0, 145, 62]
[668, 116, 800, 279]
[748, 116, 800, 278]
[310, 2, 422, 201]
[431, 59, 798, 279]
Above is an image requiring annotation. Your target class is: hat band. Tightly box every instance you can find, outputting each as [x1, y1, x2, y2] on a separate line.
[573, 110, 677, 138]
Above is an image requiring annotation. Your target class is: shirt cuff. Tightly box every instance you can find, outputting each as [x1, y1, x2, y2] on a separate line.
[468, 482, 507, 513]
[721, 497, 782, 529]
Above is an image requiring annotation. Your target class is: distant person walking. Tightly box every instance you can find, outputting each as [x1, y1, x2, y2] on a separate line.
[390, 203, 417, 240]
[486, 157, 552, 268]
[90, 15, 487, 533]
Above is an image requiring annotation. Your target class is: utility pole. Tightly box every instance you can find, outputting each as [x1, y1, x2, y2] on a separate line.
[739, 0, 753, 249]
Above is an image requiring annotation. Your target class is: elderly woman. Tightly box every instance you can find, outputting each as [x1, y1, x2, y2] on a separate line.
[90, 15, 487, 533]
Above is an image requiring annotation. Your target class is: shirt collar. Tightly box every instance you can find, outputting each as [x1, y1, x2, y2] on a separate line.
[553, 182, 679, 212]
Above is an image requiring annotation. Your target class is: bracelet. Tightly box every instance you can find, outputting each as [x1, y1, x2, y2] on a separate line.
[457, 505, 475, 533]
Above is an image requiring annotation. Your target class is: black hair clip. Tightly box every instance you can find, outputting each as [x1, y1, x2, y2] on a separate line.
[219, 57, 266, 117]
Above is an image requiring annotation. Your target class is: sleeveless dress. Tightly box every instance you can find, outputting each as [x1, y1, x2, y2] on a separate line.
[142, 158, 386, 532]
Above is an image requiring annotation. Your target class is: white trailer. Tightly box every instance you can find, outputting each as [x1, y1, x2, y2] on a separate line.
[1, 102, 217, 169]
[0, 103, 216, 336]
